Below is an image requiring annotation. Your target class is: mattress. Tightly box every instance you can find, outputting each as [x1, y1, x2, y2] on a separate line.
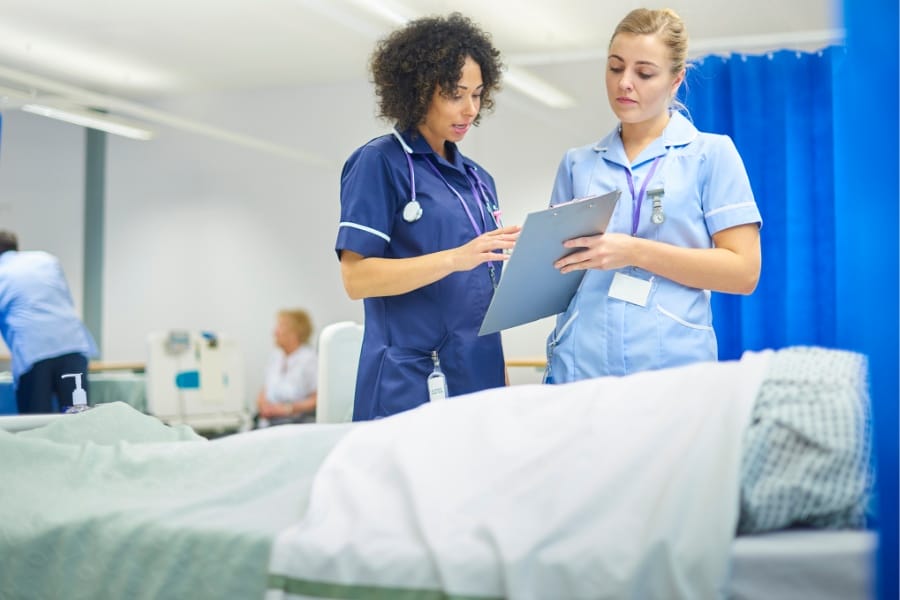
[727, 529, 876, 600]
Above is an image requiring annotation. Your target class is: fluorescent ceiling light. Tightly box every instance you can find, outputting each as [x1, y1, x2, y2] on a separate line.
[0, 65, 328, 163]
[344, 0, 411, 26]
[0, 22, 177, 92]
[20, 103, 155, 140]
[504, 66, 575, 109]
[0, 84, 35, 109]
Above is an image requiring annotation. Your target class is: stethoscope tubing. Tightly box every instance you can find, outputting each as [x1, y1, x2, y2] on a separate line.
[394, 131, 500, 229]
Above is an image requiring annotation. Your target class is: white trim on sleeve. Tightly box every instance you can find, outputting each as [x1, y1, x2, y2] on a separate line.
[705, 202, 757, 219]
[339, 221, 391, 243]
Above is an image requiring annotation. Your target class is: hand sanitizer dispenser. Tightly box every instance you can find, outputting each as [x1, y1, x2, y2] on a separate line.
[62, 373, 90, 413]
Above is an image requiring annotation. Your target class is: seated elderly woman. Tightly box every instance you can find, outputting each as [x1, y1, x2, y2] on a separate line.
[255, 308, 318, 427]
[0, 346, 874, 600]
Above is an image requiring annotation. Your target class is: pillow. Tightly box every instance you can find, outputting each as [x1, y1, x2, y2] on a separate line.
[738, 346, 873, 534]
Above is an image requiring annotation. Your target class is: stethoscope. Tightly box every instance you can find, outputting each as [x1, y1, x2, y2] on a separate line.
[392, 129, 502, 287]
[392, 129, 501, 229]
[399, 147, 424, 222]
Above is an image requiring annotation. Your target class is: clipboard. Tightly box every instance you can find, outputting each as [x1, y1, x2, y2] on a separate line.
[479, 190, 621, 335]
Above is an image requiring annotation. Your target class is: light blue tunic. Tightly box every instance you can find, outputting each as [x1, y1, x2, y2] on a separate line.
[547, 112, 762, 382]
[0, 250, 98, 382]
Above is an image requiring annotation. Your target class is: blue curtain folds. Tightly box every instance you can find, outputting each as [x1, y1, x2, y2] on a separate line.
[684, 42, 899, 599]
[683, 47, 841, 359]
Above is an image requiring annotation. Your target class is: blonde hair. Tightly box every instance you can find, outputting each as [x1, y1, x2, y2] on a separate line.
[610, 8, 688, 76]
[610, 8, 689, 114]
[278, 309, 313, 345]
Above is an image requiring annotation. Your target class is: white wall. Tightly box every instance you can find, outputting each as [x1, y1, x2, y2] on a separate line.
[0, 112, 86, 288]
[0, 69, 620, 399]
[0, 111, 87, 357]
[102, 81, 374, 400]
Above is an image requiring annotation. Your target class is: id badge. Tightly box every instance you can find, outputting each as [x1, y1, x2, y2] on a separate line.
[608, 272, 652, 307]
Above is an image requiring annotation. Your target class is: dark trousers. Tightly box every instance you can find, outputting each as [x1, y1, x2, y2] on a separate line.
[16, 353, 90, 414]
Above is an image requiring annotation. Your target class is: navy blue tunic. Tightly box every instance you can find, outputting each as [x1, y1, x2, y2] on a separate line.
[336, 129, 505, 420]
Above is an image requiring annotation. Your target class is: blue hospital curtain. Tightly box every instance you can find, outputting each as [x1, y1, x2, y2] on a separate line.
[834, 1, 899, 598]
[685, 39, 899, 600]
[683, 47, 840, 359]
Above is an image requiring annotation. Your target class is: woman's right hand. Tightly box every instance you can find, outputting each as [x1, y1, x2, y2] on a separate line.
[450, 225, 520, 272]
[340, 225, 520, 299]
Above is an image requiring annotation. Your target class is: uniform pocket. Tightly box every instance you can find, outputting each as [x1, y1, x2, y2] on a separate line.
[373, 333, 450, 418]
[545, 310, 580, 383]
[655, 304, 713, 331]
[372, 347, 431, 417]
[652, 303, 717, 369]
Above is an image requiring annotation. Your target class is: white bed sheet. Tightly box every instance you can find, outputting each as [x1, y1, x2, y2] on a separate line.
[267, 351, 773, 600]
[727, 529, 876, 600]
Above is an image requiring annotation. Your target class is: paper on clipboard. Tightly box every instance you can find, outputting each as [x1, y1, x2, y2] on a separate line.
[478, 190, 621, 335]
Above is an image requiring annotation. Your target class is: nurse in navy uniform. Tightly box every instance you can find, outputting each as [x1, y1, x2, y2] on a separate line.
[336, 13, 519, 420]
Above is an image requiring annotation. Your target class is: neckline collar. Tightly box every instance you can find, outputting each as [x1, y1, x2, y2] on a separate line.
[593, 111, 698, 154]
[391, 127, 468, 170]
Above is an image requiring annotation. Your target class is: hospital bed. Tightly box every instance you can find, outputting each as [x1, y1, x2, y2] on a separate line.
[0, 412, 65, 432]
[0, 347, 875, 600]
[729, 529, 875, 599]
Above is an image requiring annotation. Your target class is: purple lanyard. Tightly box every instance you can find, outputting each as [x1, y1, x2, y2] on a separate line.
[423, 157, 499, 286]
[468, 168, 503, 228]
[624, 156, 662, 236]
[424, 158, 488, 236]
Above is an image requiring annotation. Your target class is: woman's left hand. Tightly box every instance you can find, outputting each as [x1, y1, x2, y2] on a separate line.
[554, 224, 761, 295]
[554, 232, 636, 273]
[449, 225, 521, 272]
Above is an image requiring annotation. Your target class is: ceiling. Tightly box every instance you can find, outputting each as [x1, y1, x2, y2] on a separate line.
[0, 0, 840, 153]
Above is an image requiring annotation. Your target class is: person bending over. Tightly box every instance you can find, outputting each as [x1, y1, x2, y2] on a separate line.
[0, 230, 98, 414]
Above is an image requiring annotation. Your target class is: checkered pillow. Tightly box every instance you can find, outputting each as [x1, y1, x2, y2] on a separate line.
[737, 346, 873, 534]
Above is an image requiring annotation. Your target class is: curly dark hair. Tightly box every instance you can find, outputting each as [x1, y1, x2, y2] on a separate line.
[370, 12, 503, 133]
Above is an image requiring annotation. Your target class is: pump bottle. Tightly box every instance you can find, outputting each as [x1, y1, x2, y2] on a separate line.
[62, 373, 91, 413]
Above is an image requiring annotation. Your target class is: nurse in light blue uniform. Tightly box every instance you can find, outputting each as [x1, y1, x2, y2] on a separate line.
[546, 8, 762, 383]
[336, 14, 519, 420]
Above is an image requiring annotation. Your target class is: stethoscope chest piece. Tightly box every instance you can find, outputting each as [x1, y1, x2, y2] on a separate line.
[402, 199, 423, 222]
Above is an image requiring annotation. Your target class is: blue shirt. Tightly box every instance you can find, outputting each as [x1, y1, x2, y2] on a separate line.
[547, 112, 762, 381]
[336, 129, 505, 420]
[0, 250, 98, 382]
